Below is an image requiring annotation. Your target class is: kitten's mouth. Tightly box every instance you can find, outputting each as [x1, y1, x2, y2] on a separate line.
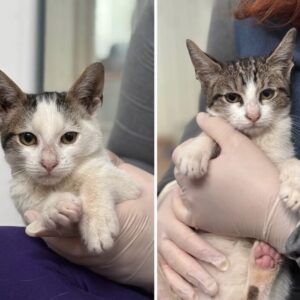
[35, 173, 64, 186]
[240, 123, 268, 136]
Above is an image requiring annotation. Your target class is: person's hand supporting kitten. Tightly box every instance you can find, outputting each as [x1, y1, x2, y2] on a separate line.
[158, 112, 299, 298]
[25, 155, 154, 291]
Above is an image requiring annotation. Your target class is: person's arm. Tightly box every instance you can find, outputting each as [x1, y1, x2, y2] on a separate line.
[158, 0, 237, 193]
[107, 0, 154, 174]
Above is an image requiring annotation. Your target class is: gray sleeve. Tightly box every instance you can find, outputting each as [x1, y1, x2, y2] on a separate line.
[107, 0, 154, 174]
[158, 0, 237, 193]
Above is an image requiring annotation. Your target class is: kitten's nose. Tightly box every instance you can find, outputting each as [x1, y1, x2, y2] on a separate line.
[41, 159, 58, 173]
[245, 111, 261, 123]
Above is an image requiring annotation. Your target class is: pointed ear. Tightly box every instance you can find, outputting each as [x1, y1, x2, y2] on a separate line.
[0, 70, 26, 127]
[266, 28, 297, 77]
[186, 39, 222, 84]
[67, 62, 105, 115]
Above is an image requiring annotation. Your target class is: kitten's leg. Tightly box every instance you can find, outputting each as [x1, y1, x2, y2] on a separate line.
[79, 179, 119, 253]
[279, 158, 300, 212]
[26, 192, 82, 236]
[245, 241, 281, 300]
[172, 132, 217, 178]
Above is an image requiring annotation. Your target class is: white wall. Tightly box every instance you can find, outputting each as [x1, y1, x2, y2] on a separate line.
[0, 0, 39, 225]
[157, 0, 215, 141]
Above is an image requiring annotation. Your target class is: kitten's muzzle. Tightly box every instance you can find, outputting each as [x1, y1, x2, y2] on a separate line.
[40, 147, 59, 173]
[40, 159, 58, 173]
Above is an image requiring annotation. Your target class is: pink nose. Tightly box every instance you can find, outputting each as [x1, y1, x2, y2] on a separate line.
[41, 159, 58, 173]
[245, 112, 261, 123]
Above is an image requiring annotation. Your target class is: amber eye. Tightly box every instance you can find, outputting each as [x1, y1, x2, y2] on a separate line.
[225, 93, 241, 103]
[19, 132, 37, 146]
[260, 88, 275, 100]
[61, 132, 78, 144]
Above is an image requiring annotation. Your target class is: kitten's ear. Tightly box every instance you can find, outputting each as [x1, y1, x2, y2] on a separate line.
[67, 62, 104, 115]
[186, 39, 222, 84]
[0, 70, 26, 128]
[266, 28, 297, 76]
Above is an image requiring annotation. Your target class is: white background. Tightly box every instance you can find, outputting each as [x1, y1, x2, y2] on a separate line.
[157, 0, 215, 141]
[0, 0, 39, 225]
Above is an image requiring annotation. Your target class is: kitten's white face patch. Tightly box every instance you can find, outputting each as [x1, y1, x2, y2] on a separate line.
[224, 80, 277, 134]
[31, 98, 65, 143]
[14, 95, 103, 186]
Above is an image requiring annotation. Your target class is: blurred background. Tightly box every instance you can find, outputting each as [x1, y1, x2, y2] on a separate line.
[157, 0, 215, 181]
[0, 0, 146, 225]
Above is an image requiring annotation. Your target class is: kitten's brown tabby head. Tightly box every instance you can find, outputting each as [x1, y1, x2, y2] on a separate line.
[186, 28, 297, 136]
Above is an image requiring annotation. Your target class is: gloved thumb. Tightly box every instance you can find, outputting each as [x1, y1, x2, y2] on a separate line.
[24, 210, 53, 237]
[196, 113, 238, 147]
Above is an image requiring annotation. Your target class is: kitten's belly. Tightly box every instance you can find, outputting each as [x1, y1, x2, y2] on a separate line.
[196, 233, 252, 300]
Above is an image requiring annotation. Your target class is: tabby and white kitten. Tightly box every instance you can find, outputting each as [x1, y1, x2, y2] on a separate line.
[0, 62, 139, 253]
[174, 29, 299, 300]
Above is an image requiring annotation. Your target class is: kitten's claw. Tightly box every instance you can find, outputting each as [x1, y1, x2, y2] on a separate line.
[173, 144, 210, 179]
[81, 210, 119, 254]
[279, 160, 300, 213]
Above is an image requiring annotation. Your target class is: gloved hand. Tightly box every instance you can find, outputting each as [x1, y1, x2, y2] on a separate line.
[174, 113, 299, 254]
[24, 154, 154, 291]
[158, 181, 229, 298]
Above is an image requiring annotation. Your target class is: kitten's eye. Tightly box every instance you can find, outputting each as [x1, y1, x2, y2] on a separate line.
[61, 132, 78, 144]
[260, 89, 275, 100]
[19, 132, 37, 146]
[225, 93, 241, 103]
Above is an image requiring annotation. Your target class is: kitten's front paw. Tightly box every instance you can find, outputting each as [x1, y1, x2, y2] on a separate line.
[42, 192, 82, 231]
[80, 209, 119, 254]
[173, 141, 210, 179]
[280, 160, 300, 212]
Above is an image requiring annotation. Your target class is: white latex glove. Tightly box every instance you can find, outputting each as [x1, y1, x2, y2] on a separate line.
[174, 113, 299, 254]
[24, 156, 154, 291]
[158, 181, 230, 299]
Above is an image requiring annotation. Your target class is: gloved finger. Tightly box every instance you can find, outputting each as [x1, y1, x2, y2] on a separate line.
[106, 150, 124, 166]
[159, 238, 218, 297]
[196, 112, 243, 148]
[25, 219, 56, 237]
[171, 178, 196, 226]
[167, 215, 229, 272]
[159, 255, 197, 300]
[24, 210, 79, 237]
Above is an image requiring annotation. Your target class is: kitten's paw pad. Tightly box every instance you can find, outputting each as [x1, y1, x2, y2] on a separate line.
[253, 241, 281, 270]
[81, 211, 119, 253]
[43, 193, 82, 229]
[173, 147, 210, 179]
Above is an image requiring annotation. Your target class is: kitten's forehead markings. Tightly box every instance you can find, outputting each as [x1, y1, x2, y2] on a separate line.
[235, 61, 247, 85]
[31, 95, 65, 142]
[244, 80, 258, 106]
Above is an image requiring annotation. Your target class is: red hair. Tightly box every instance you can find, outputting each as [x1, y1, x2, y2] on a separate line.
[235, 0, 300, 27]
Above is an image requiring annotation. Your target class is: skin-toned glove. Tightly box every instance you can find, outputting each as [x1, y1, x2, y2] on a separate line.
[174, 113, 299, 254]
[158, 181, 230, 299]
[24, 154, 154, 291]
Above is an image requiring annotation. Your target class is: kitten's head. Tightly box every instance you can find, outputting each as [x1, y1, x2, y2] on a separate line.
[0, 62, 105, 186]
[186, 28, 297, 136]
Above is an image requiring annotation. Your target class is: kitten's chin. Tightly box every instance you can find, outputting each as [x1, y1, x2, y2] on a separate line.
[239, 124, 269, 137]
[33, 174, 65, 186]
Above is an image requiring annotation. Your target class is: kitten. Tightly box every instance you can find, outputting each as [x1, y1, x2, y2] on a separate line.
[0, 62, 139, 253]
[173, 28, 299, 299]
